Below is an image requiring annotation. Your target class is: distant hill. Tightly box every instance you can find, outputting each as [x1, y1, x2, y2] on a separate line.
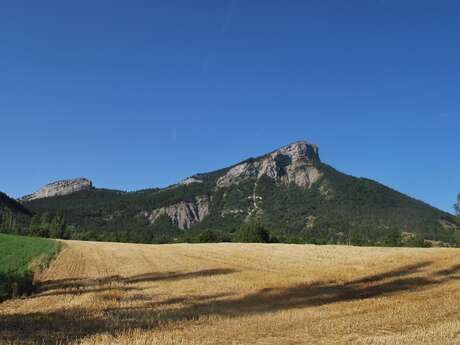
[0, 191, 31, 217]
[22, 141, 456, 245]
[0, 191, 31, 232]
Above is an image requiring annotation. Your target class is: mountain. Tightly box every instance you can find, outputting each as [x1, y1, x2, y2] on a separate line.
[22, 141, 456, 244]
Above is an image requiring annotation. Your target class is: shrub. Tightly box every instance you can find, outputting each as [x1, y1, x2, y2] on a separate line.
[403, 233, 430, 248]
[382, 227, 401, 247]
[350, 230, 365, 246]
[454, 229, 460, 245]
[235, 222, 271, 243]
[199, 230, 219, 243]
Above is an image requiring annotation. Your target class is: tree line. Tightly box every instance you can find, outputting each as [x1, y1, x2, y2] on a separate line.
[1, 210, 68, 239]
[2, 194, 460, 246]
[454, 194, 460, 243]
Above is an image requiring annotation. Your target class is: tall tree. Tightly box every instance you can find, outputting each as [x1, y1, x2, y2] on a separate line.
[455, 194, 459, 216]
[39, 212, 50, 237]
[382, 227, 401, 247]
[453, 195, 460, 246]
[49, 212, 66, 239]
[0, 209, 16, 233]
[29, 214, 41, 236]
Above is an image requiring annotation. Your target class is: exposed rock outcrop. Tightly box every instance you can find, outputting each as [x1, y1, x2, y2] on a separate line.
[216, 141, 321, 188]
[21, 178, 93, 201]
[143, 195, 209, 230]
[179, 177, 203, 186]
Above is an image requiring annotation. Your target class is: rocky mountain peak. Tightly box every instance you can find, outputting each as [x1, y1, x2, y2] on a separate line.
[274, 140, 320, 162]
[216, 140, 322, 188]
[21, 178, 93, 201]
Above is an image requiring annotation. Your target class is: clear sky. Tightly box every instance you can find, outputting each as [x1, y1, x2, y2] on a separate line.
[1, 0, 459, 213]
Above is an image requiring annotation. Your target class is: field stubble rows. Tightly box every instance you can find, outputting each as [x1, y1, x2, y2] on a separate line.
[1, 240, 460, 344]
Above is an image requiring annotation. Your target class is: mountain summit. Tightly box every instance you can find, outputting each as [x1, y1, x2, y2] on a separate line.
[21, 178, 93, 201]
[22, 141, 456, 244]
[216, 141, 320, 188]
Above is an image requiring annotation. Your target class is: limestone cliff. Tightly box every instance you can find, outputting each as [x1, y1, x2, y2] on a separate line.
[216, 141, 322, 188]
[179, 177, 203, 186]
[142, 195, 209, 230]
[21, 178, 93, 201]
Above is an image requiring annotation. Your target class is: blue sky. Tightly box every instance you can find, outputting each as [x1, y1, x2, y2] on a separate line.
[1, 0, 459, 213]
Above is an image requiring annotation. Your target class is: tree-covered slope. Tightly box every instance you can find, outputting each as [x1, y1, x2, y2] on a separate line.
[0, 192, 31, 216]
[254, 164, 454, 243]
[0, 191, 32, 232]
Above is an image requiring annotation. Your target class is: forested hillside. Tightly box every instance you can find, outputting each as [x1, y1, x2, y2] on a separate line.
[0, 192, 31, 233]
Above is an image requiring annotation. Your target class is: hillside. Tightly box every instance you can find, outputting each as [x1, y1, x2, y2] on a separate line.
[23, 141, 456, 244]
[0, 191, 31, 232]
[0, 192, 31, 216]
[1, 240, 460, 344]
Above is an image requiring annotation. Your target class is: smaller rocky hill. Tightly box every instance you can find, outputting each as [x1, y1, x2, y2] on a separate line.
[21, 178, 93, 201]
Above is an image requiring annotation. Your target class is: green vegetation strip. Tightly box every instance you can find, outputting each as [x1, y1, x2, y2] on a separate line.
[0, 234, 58, 301]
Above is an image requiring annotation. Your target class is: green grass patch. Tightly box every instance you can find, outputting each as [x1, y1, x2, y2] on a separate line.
[0, 233, 59, 301]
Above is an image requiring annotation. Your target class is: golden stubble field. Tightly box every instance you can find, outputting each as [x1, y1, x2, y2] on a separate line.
[1, 240, 460, 345]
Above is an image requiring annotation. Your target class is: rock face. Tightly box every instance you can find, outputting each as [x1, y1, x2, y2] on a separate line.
[146, 141, 322, 230]
[179, 177, 203, 186]
[21, 178, 93, 201]
[143, 195, 210, 230]
[216, 141, 321, 188]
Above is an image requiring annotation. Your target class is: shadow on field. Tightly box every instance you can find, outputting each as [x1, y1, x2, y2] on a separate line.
[33, 268, 237, 298]
[1, 262, 460, 344]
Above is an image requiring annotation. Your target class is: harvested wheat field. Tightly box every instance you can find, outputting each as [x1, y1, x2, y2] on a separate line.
[1, 241, 460, 345]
